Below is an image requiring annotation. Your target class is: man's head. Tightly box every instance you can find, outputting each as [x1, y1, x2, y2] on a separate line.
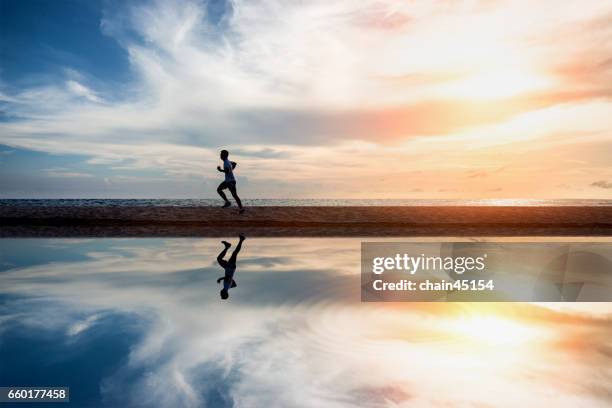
[220, 289, 229, 299]
[220, 150, 229, 160]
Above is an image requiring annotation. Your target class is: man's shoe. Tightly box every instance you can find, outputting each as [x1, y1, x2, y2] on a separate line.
[222, 202, 231, 208]
[238, 208, 245, 214]
[221, 241, 231, 248]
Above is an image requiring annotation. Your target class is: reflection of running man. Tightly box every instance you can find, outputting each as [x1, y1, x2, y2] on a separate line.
[217, 234, 246, 299]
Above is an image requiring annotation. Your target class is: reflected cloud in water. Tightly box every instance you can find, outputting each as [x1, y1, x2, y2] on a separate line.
[0, 238, 611, 407]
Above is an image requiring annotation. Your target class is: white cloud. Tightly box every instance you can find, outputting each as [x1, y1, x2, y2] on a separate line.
[67, 314, 102, 336]
[44, 168, 95, 178]
[65, 80, 103, 103]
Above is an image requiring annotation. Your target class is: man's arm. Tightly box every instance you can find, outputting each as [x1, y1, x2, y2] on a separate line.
[217, 161, 236, 173]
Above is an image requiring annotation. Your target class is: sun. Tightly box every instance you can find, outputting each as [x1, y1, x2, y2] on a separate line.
[443, 67, 553, 100]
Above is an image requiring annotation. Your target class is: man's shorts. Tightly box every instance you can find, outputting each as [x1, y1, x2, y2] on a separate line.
[218, 181, 237, 193]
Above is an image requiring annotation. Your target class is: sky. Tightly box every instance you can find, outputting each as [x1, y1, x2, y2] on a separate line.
[1, 0, 612, 199]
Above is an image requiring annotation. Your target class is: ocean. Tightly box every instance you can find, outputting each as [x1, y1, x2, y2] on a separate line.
[1, 198, 611, 207]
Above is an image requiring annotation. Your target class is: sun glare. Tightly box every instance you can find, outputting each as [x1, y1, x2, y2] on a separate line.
[447, 315, 539, 346]
[443, 68, 552, 99]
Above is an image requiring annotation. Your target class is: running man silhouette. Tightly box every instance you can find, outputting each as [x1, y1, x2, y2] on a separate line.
[216, 233, 246, 300]
[217, 149, 245, 214]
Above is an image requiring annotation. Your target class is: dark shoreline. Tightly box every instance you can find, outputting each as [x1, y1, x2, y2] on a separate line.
[1, 205, 611, 237]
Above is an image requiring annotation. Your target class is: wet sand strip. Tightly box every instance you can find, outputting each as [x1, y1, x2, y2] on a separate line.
[1, 205, 611, 237]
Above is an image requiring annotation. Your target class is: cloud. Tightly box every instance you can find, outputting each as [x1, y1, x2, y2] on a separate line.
[67, 313, 102, 336]
[591, 180, 612, 189]
[231, 147, 291, 159]
[65, 80, 103, 103]
[4, 1, 612, 142]
[44, 168, 95, 178]
[468, 170, 489, 179]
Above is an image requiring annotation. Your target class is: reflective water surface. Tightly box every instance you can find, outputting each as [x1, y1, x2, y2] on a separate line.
[1, 237, 611, 407]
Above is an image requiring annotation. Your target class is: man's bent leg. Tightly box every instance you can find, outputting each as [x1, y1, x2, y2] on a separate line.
[217, 182, 230, 203]
[217, 246, 230, 266]
[229, 238, 244, 263]
[228, 183, 243, 209]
